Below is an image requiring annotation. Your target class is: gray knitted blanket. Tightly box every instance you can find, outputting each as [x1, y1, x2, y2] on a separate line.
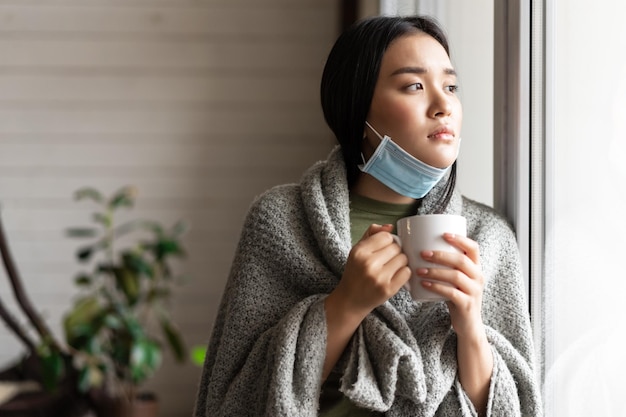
[194, 147, 542, 417]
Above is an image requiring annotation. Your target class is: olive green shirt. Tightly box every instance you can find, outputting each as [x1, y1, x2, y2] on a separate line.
[348, 194, 418, 245]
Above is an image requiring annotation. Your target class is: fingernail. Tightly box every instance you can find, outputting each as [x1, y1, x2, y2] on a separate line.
[417, 268, 429, 276]
[443, 233, 455, 239]
[422, 251, 433, 259]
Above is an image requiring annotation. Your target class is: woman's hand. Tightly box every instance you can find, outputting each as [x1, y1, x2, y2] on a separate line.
[335, 223, 411, 318]
[322, 223, 410, 381]
[416, 233, 493, 416]
[416, 232, 484, 337]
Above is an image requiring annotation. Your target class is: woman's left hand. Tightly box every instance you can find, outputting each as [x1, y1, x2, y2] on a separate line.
[416, 233, 484, 338]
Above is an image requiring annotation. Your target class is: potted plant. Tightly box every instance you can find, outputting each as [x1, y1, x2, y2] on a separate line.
[62, 186, 188, 417]
[0, 208, 87, 417]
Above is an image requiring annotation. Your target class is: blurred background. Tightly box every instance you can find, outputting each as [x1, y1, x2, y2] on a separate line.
[0, 1, 495, 415]
[9, 0, 623, 416]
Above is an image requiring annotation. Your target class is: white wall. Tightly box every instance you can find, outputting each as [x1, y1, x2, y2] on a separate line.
[445, 1, 493, 207]
[0, 1, 336, 415]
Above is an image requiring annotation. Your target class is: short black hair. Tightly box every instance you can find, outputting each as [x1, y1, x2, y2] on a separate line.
[320, 15, 457, 213]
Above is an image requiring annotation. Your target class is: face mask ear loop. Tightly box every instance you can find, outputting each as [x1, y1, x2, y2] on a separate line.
[361, 121, 385, 165]
[365, 121, 384, 141]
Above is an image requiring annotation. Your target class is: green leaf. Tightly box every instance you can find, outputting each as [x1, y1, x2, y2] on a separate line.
[114, 267, 140, 305]
[76, 246, 94, 262]
[74, 187, 104, 203]
[74, 274, 93, 287]
[153, 239, 184, 260]
[36, 346, 65, 391]
[122, 314, 144, 340]
[77, 363, 105, 392]
[160, 318, 186, 362]
[92, 212, 111, 227]
[108, 186, 136, 210]
[97, 263, 115, 275]
[83, 336, 104, 355]
[77, 367, 91, 392]
[122, 251, 154, 278]
[109, 337, 132, 372]
[130, 339, 162, 383]
[112, 220, 142, 238]
[190, 345, 207, 367]
[66, 227, 98, 238]
[103, 312, 123, 330]
[64, 297, 104, 346]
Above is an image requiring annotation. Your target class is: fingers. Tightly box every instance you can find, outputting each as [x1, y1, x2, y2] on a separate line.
[421, 234, 480, 273]
[420, 277, 461, 302]
[361, 223, 394, 240]
[387, 252, 411, 288]
[414, 234, 486, 337]
[420, 249, 481, 285]
[344, 224, 408, 305]
[443, 233, 481, 264]
[416, 234, 483, 297]
[354, 224, 398, 256]
[352, 231, 405, 278]
[417, 266, 480, 295]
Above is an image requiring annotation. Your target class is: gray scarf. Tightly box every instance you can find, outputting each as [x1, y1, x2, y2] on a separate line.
[194, 147, 542, 417]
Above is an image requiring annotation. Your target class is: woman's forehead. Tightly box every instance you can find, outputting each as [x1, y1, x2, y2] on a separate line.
[380, 33, 453, 75]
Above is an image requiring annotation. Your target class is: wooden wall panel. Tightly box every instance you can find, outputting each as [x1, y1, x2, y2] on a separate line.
[0, 1, 338, 415]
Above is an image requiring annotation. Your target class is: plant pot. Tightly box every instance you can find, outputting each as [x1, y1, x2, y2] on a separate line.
[90, 389, 159, 417]
[132, 391, 159, 417]
[0, 390, 92, 417]
[0, 354, 91, 417]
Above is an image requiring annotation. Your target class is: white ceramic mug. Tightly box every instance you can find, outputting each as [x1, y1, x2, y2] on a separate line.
[394, 214, 467, 301]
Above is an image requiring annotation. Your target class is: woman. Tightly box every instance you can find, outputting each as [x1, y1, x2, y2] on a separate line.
[194, 15, 542, 417]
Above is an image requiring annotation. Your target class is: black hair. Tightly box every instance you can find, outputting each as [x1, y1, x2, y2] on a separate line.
[320, 15, 457, 213]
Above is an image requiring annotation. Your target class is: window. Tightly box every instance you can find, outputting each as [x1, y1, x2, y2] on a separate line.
[498, 0, 626, 414]
[542, 1, 626, 415]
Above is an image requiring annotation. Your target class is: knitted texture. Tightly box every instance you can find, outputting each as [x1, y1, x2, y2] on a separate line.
[193, 147, 543, 417]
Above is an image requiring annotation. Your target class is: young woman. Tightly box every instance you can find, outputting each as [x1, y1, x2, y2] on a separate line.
[194, 15, 542, 417]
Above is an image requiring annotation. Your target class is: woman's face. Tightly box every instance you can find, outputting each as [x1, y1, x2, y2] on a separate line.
[365, 33, 462, 169]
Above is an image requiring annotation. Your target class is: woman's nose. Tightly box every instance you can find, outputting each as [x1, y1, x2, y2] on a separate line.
[429, 91, 453, 118]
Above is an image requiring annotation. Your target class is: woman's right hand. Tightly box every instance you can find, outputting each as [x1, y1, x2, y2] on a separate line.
[334, 223, 411, 318]
[322, 224, 410, 380]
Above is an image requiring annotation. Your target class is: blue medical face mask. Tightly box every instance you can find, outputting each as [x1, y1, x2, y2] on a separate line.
[358, 122, 456, 199]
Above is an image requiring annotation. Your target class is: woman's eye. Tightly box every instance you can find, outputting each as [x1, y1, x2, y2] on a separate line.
[406, 83, 423, 91]
[446, 84, 460, 93]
